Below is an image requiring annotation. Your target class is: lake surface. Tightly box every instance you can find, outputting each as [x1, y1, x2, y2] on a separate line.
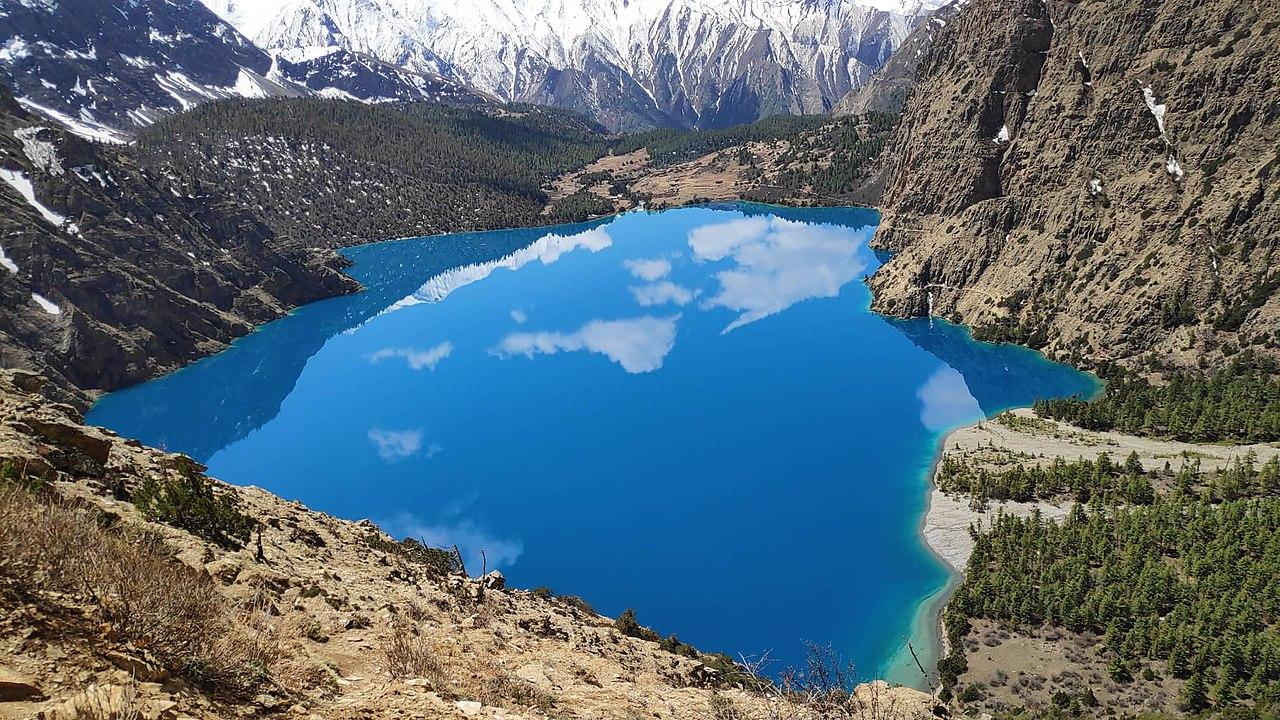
[87, 203, 1098, 682]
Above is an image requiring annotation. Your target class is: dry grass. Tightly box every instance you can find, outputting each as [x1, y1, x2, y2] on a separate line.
[380, 618, 445, 687]
[478, 673, 557, 713]
[0, 482, 276, 696]
[713, 646, 933, 720]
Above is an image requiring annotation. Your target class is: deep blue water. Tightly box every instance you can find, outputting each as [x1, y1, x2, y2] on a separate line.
[87, 203, 1098, 681]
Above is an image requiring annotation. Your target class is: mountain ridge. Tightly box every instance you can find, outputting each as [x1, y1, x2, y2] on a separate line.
[201, 0, 949, 130]
[0, 0, 490, 138]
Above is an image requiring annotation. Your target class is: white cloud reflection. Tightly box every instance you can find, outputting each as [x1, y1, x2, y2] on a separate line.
[367, 341, 453, 370]
[494, 315, 680, 374]
[630, 281, 695, 307]
[380, 511, 523, 572]
[367, 428, 424, 461]
[916, 366, 984, 432]
[688, 216, 870, 332]
[623, 257, 672, 281]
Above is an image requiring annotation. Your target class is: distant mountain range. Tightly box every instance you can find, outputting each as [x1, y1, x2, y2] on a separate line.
[0, 0, 944, 136]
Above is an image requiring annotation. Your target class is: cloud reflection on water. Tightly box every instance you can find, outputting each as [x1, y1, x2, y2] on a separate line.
[366, 341, 454, 370]
[380, 511, 524, 573]
[493, 315, 680, 374]
[688, 216, 871, 332]
[623, 257, 672, 281]
[915, 366, 984, 432]
[367, 427, 425, 461]
[630, 281, 696, 307]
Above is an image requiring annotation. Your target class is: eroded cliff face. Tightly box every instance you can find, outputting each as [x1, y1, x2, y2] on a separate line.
[0, 85, 359, 408]
[869, 0, 1280, 370]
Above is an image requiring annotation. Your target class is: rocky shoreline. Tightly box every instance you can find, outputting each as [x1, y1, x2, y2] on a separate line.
[894, 413, 1073, 692]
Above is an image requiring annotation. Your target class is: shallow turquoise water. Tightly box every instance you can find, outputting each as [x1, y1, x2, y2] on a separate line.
[88, 203, 1098, 680]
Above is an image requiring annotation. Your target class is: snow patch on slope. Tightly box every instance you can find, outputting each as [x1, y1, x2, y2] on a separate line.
[0, 167, 68, 227]
[31, 292, 62, 315]
[16, 97, 129, 144]
[13, 127, 63, 175]
[0, 245, 18, 274]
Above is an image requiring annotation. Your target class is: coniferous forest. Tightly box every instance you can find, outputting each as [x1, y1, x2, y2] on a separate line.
[938, 451, 1280, 504]
[1033, 360, 1280, 443]
[133, 99, 611, 246]
[944, 493, 1280, 712]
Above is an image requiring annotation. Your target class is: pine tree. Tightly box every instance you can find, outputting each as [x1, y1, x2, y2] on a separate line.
[1182, 670, 1210, 711]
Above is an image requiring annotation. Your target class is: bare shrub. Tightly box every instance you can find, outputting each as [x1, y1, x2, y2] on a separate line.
[479, 673, 557, 713]
[277, 661, 340, 699]
[91, 530, 228, 667]
[215, 587, 284, 687]
[0, 481, 270, 696]
[404, 600, 430, 623]
[380, 619, 445, 686]
[709, 691, 748, 720]
[728, 645, 933, 720]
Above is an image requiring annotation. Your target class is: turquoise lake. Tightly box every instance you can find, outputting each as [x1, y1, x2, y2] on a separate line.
[87, 203, 1098, 682]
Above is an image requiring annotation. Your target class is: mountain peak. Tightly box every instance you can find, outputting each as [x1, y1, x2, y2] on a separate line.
[198, 0, 945, 130]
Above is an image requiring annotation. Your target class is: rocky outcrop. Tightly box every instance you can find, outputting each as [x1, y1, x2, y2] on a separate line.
[867, 0, 1280, 370]
[0, 84, 359, 408]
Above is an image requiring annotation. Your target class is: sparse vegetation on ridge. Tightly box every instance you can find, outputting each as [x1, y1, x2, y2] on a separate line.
[0, 468, 277, 696]
[132, 455, 255, 548]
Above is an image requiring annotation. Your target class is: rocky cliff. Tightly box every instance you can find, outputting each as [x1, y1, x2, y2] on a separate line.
[867, 0, 1280, 371]
[0, 84, 358, 408]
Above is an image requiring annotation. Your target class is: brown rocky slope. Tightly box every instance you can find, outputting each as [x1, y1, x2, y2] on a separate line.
[865, 0, 1280, 371]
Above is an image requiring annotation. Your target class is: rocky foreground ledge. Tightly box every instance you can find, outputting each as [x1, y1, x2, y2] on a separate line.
[0, 369, 935, 720]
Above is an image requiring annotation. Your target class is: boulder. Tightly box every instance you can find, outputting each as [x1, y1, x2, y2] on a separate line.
[0, 668, 43, 701]
[482, 570, 506, 590]
[9, 370, 46, 393]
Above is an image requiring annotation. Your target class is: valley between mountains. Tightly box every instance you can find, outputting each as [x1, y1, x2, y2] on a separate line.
[1, 0, 1279, 718]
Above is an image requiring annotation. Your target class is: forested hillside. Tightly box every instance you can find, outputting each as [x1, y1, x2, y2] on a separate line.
[134, 99, 611, 247]
[0, 84, 356, 406]
[607, 115, 828, 169]
[945, 482, 1280, 713]
[1034, 359, 1280, 443]
[544, 112, 896, 216]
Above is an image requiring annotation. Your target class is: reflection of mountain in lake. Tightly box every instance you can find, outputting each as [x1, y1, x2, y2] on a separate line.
[89, 220, 611, 461]
[887, 317, 1099, 417]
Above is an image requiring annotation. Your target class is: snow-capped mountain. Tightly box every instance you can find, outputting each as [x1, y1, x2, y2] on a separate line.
[0, 0, 486, 138]
[202, 0, 948, 130]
